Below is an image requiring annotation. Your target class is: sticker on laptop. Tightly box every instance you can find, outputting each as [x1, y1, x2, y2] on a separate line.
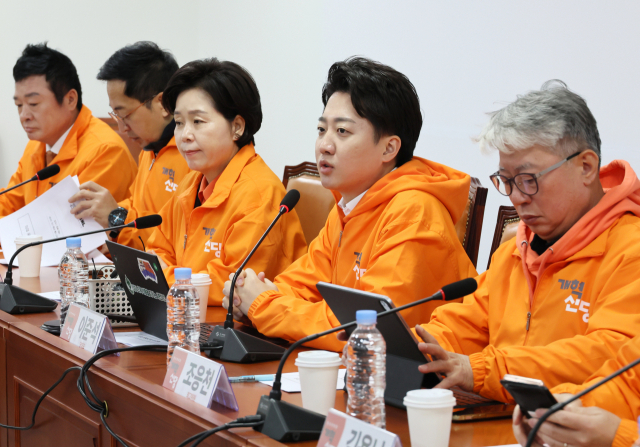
[138, 258, 158, 283]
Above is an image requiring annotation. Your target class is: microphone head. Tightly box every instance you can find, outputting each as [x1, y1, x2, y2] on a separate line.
[440, 278, 477, 301]
[280, 189, 300, 213]
[134, 214, 163, 230]
[36, 164, 60, 181]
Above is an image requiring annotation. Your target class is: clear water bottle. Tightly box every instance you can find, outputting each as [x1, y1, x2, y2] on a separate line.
[346, 310, 386, 428]
[167, 268, 200, 364]
[58, 237, 89, 325]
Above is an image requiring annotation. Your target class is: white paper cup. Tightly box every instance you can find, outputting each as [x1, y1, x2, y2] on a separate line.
[295, 350, 342, 415]
[191, 273, 212, 323]
[404, 389, 456, 447]
[15, 235, 43, 278]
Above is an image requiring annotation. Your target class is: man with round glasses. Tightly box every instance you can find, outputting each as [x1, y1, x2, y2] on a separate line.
[414, 80, 640, 407]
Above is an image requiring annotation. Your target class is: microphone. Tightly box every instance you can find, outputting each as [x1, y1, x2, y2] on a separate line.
[254, 278, 478, 442]
[0, 215, 163, 315]
[0, 164, 60, 196]
[524, 356, 640, 447]
[205, 189, 301, 363]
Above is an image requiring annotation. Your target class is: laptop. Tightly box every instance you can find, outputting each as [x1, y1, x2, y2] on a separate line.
[317, 282, 513, 420]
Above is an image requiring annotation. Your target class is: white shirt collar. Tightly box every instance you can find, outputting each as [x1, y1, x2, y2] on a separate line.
[46, 126, 72, 154]
[338, 190, 367, 216]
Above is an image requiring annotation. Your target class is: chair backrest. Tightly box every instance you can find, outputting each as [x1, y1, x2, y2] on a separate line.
[454, 177, 488, 268]
[99, 117, 142, 164]
[282, 162, 335, 246]
[486, 205, 521, 269]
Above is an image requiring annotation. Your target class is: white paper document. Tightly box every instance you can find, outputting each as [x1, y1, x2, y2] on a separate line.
[38, 291, 61, 302]
[115, 331, 168, 347]
[0, 176, 106, 266]
[259, 369, 347, 393]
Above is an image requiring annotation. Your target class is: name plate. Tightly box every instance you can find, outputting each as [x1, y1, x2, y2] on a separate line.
[60, 303, 118, 354]
[163, 347, 238, 411]
[318, 409, 401, 447]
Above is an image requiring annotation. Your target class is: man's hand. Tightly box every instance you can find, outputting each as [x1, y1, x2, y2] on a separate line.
[525, 395, 621, 447]
[222, 268, 278, 317]
[512, 405, 545, 447]
[68, 181, 119, 228]
[415, 325, 474, 392]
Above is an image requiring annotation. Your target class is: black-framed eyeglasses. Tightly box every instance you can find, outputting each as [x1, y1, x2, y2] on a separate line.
[108, 93, 158, 127]
[489, 151, 583, 197]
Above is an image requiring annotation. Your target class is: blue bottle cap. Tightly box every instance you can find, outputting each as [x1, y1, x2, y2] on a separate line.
[356, 310, 377, 325]
[66, 237, 82, 248]
[174, 268, 192, 280]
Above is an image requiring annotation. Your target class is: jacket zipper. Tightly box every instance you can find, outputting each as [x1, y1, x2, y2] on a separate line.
[149, 156, 156, 171]
[183, 234, 187, 250]
[525, 312, 531, 331]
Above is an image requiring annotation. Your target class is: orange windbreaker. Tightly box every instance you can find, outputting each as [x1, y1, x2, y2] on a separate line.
[0, 106, 137, 217]
[116, 138, 190, 250]
[423, 160, 640, 403]
[551, 335, 640, 447]
[146, 144, 307, 306]
[248, 157, 478, 351]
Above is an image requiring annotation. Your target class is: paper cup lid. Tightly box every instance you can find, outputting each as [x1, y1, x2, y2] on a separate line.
[15, 235, 43, 243]
[191, 273, 212, 284]
[403, 389, 457, 408]
[295, 350, 342, 368]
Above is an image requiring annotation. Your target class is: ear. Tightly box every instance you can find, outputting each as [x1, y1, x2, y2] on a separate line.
[155, 92, 171, 118]
[381, 135, 402, 164]
[64, 89, 78, 111]
[580, 150, 600, 186]
[231, 115, 246, 142]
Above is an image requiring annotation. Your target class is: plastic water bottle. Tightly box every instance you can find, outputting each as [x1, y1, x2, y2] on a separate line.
[346, 310, 386, 428]
[58, 237, 89, 325]
[166, 268, 200, 364]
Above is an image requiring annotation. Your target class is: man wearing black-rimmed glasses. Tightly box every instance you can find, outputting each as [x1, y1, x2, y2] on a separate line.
[68, 42, 190, 252]
[414, 80, 640, 410]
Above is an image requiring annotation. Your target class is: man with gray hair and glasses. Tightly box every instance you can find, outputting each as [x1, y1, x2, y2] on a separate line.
[414, 80, 640, 406]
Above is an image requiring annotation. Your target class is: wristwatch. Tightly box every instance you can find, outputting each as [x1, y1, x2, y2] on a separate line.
[108, 207, 128, 238]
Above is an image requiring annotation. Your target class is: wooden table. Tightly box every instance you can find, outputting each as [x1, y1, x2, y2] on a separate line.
[0, 267, 517, 447]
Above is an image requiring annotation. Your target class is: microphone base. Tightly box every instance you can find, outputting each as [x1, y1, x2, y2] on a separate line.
[254, 395, 325, 442]
[0, 284, 58, 314]
[205, 326, 285, 363]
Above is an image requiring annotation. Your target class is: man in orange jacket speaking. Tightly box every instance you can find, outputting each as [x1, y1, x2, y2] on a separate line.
[67, 42, 190, 251]
[417, 81, 640, 404]
[3, 43, 137, 217]
[222, 57, 478, 351]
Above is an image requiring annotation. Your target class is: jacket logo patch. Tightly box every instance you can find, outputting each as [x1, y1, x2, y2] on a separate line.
[559, 279, 589, 323]
[162, 167, 178, 192]
[353, 251, 366, 281]
[138, 258, 158, 283]
[203, 227, 222, 257]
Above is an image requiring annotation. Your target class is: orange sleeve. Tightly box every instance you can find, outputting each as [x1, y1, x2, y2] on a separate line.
[249, 201, 476, 351]
[77, 144, 137, 203]
[612, 419, 638, 447]
[147, 198, 179, 274]
[420, 269, 491, 353]
[248, 220, 339, 350]
[466, 256, 640, 403]
[0, 156, 28, 218]
[551, 337, 640, 422]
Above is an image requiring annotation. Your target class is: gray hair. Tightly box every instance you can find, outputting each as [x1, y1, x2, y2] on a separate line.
[477, 80, 601, 160]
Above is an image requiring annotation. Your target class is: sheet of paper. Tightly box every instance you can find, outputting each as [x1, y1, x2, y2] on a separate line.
[259, 369, 346, 393]
[115, 331, 168, 347]
[38, 291, 61, 302]
[0, 176, 106, 266]
[86, 249, 111, 264]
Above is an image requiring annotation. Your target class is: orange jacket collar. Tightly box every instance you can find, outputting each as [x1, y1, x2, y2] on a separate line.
[330, 156, 471, 225]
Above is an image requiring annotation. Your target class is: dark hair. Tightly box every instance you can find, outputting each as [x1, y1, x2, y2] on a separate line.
[13, 43, 82, 111]
[97, 41, 179, 106]
[321, 57, 422, 167]
[162, 58, 262, 148]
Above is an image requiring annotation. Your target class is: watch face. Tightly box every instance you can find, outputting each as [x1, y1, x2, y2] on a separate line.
[109, 207, 128, 227]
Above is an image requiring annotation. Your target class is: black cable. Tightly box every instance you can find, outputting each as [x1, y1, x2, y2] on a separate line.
[0, 366, 80, 430]
[174, 416, 263, 447]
